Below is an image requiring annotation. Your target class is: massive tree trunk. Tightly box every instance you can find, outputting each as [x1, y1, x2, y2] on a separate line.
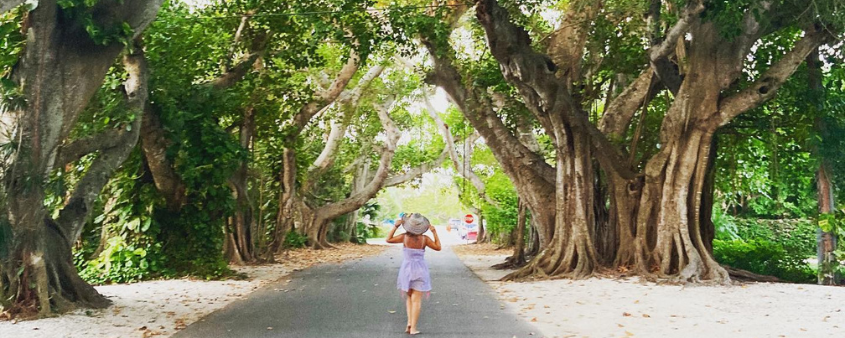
[469, 0, 831, 283]
[631, 16, 828, 282]
[474, 0, 605, 279]
[505, 126, 599, 279]
[424, 40, 558, 253]
[225, 107, 257, 264]
[0, 0, 162, 315]
[269, 148, 297, 256]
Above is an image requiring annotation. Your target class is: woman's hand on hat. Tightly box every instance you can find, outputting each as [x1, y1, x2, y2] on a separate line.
[429, 224, 436, 233]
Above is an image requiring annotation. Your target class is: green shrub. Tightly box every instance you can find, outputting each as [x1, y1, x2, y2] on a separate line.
[78, 237, 167, 284]
[355, 221, 382, 243]
[284, 230, 308, 249]
[713, 238, 816, 283]
[712, 213, 818, 283]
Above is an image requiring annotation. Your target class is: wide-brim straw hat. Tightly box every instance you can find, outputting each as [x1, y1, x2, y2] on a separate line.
[402, 213, 430, 235]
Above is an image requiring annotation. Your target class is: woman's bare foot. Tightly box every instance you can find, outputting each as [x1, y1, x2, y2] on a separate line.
[409, 328, 420, 335]
[405, 325, 411, 333]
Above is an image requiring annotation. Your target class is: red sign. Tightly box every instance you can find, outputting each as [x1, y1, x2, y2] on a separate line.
[464, 214, 474, 224]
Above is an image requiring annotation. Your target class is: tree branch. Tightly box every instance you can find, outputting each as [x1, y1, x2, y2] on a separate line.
[305, 63, 386, 186]
[210, 32, 269, 91]
[210, 52, 263, 90]
[545, 0, 600, 81]
[475, 0, 640, 180]
[648, 0, 705, 61]
[56, 41, 149, 242]
[384, 148, 449, 188]
[287, 51, 360, 142]
[599, 70, 654, 138]
[423, 39, 556, 185]
[337, 64, 385, 106]
[57, 128, 126, 167]
[140, 104, 185, 210]
[314, 97, 400, 218]
[715, 30, 832, 126]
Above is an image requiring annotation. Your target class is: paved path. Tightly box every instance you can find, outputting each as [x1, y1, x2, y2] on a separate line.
[174, 245, 538, 338]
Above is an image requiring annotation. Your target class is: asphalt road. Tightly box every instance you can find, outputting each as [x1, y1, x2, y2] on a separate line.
[173, 244, 538, 338]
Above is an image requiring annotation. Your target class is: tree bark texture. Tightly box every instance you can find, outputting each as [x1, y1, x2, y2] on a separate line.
[1, 0, 163, 314]
[225, 107, 257, 265]
[424, 39, 558, 253]
[466, 0, 829, 282]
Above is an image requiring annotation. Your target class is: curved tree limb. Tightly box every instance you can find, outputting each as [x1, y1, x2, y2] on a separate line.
[599, 70, 654, 138]
[307, 64, 386, 179]
[56, 41, 149, 242]
[423, 40, 556, 184]
[57, 128, 126, 168]
[211, 51, 264, 90]
[647, 0, 705, 61]
[715, 30, 833, 127]
[545, 0, 600, 81]
[313, 97, 401, 219]
[474, 0, 639, 180]
[287, 51, 361, 142]
[384, 147, 449, 188]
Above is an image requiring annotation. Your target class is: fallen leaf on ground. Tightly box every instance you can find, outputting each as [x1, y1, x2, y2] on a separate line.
[623, 312, 632, 317]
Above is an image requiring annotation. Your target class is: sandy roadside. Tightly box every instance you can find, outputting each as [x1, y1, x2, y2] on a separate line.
[0, 243, 387, 338]
[454, 243, 845, 338]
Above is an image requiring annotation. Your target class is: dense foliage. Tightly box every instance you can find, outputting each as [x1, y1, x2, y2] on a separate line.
[1, 0, 845, 317]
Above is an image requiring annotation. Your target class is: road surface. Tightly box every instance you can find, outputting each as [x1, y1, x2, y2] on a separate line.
[174, 240, 537, 337]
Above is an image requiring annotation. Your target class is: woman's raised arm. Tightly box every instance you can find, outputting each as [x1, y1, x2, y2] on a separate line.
[425, 225, 441, 251]
[386, 220, 405, 244]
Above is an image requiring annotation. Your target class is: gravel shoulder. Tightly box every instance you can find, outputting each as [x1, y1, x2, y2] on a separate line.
[453, 243, 845, 338]
[0, 244, 387, 338]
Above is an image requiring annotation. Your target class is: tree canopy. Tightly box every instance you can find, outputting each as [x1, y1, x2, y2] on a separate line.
[0, 0, 842, 316]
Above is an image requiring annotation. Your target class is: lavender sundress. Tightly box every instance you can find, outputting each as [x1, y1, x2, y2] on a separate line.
[396, 247, 432, 296]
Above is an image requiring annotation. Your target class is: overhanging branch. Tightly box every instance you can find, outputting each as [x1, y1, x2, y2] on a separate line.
[648, 0, 705, 61]
[384, 148, 449, 188]
[715, 30, 832, 126]
[286, 51, 360, 143]
[475, 0, 640, 180]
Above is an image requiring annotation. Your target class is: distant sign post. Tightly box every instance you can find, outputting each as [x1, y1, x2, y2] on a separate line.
[464, 214, 474, 224]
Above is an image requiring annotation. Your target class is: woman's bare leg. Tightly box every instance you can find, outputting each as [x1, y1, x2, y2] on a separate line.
[405, 292, 412, 332]
[409, 290, 422, 334]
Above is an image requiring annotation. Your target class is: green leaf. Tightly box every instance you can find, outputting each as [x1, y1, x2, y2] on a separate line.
[141, 218, 152, 232]
[126, 218, 140, 231]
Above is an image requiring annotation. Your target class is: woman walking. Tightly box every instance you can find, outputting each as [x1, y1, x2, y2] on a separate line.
[386, 213, 441, 335]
